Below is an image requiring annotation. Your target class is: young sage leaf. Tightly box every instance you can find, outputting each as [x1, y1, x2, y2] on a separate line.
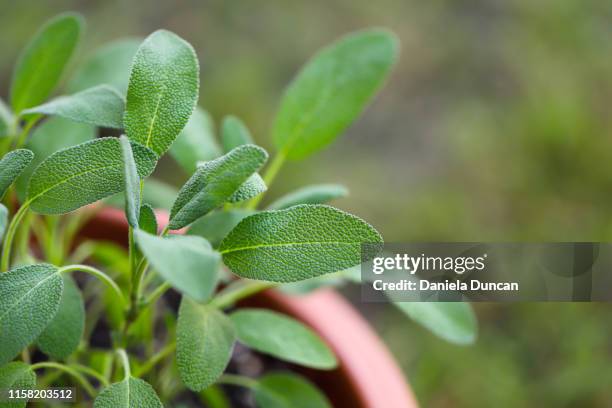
[177, 298, 235, 391]
[22, 85, 125, 129]
[170, 107, 221, 173]
[0, 98, 12, 138]
[36, 276, 84, 360]
[10, 13, 83, 114]
[0, 264, 63, 365]
[219, 204, 382, 282]
[0, 204, 7, 242]
[393, 302, 478, 345]
[169, 145, 268, 230]
[228, 173, 267, 203]
[124, 30, 199, 156]
[221, 115, 253, 152]
[15, 118, 94, 201]
[268, 184, 349, 210]
[273, 29, 398, 159]
[138, 204, 157, 235]
[27, 137, 157, 215]
[0, 362, 36, 408]
[0, 149, 34, 199]
[68, 38, 141, 93]
[230, 309, 336, 369]
[188, 209, 254, 248]
[254, 372, 331, 408]
[120, 136, 140, 227]
[94, 377, 162, 408]
[134, 231, 220, 302]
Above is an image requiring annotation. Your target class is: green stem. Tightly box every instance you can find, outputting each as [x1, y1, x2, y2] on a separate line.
[210, 280, 276, 309]
[141, 282, 172, 308]
[116, 349, 131, 380]
[246, 149, 287, 209]
[69, 364, 110, 387]
[59, 264, 127, 308]
[12, 116, 40, 149]
[217, 374, 258, 390]
[31, 362, 97, 397]
[1, 202, 30, 271]
[133, 342, 176, 378]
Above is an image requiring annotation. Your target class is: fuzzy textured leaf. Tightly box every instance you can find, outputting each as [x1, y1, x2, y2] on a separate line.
[135, 230, 219, 302]
[0, 362, 36, 408]
[393, 302, 477, 345]
[254, 373, 331, 408]
[0, 99, 12, 138]
[94, 377, 162, 408]
[273, 29, 398, 159]
[22, 85, 125, 128]
[0, 204, 7, 243]
[268, 184, 348, 210]
[120, 136, 140, 227]
[36, 276, 84, 359]
[231, 309, 336, 369]
[27, 137, 157, 215]
[16, 118, 94, 200]
[69, 39, 141, 93]
[0, 264, 63, 365]
[221, 115, 253, 152]
[188, 209, 253, 248]
[177, 298, 235, 391]
[138, 204, 157, 235]
[170, 107, 221, 173]
[124, 30, 199, 156]
[0, 149, 33, 199]
[10, 13, 83, 114]
[169, 145, 268, 230]
[219, 204, 382, 282]
[229, 173, 267, 203]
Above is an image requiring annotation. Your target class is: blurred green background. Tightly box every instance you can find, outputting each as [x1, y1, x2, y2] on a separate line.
[2, 0, 612, 406]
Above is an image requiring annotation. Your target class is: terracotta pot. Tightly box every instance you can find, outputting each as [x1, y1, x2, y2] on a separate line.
[80, 207, 419, 408]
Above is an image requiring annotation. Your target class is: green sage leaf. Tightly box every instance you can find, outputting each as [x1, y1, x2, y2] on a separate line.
[188, 209, 253, 248]
[0, 204, 7, 243]
[124, 30, 199, 156]
[27, 137, 157, 215]
[16, 118, 94, 200]
[69, 38, 141, 93]
[0, 362, 36, 408]
[120, 136, 140, 227]
[177, 298, 235, 391]
[268, 184, 348, 210]
[138, 204, 157, 235]
[0, 149, 33, 199]
[230, 309, 336, 369]
[393, 302, 477, 345]
[0, 264, 63, 365]
[219, 204, 382, 282]
[135, 230, 219, 302]
[229, 174, 267, 203]
[273, 29, 398, 159]
[94, 377, 162, 408]
[169, 145, 268, 230]
[36, 276, 84, 360]
[221, 115, 253, 153]
[170, 107, 221, 173]
[10, 13, 83, 114]
[0, 99, 12, 138]
[22, 85, 125, 128]
[254, 373, 331, 408]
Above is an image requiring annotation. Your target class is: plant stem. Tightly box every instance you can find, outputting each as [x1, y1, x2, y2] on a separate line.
[59, 264, 127, 308]
[116, 349, 131, 380]
[1, 202, 30, 271]
[142, 282, 172, 308]
[12, 115, 40, 150]
[133, 341, 176, 378]
[69, 364, 110, 387]
[246, 149, 288, 209]
[210, 280, 276, 309]
[217, 374, 258, 390]
[31, 362, 97, 397]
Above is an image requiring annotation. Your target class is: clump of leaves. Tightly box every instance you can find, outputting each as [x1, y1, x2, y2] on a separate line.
[0, 13, 476, 407]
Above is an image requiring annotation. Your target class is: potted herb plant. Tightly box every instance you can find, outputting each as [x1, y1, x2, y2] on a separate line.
[0, 12, 476, 407]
